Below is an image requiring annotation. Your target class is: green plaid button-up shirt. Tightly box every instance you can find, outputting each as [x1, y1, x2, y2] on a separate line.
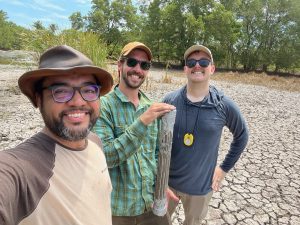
[93, 86, 159, 216]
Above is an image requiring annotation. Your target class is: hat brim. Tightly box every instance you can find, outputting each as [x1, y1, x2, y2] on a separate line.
[18, 66, 114, 108]
[121, 45, 152, 61]
[184, 45, 213, 63]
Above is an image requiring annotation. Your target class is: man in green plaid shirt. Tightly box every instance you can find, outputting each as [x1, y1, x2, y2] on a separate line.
[93, 42, 176, 225]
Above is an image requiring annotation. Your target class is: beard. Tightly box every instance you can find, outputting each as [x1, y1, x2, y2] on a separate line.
[121, 69, 146, 89]
[41, 106, 98, 142]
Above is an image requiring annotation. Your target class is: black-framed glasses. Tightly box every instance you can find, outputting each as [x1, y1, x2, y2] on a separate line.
[124, 57, 151, 70]
[186, 58, 211, 68]
[43, 84, 101, 103]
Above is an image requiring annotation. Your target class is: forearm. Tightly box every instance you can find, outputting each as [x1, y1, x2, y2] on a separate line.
[221, 125, 249, 172]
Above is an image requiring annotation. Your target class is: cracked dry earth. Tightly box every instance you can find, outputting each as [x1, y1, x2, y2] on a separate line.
[1, 65, 300, 225]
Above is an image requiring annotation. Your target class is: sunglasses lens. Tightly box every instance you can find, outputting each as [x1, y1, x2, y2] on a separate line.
[126, 58, 151, 70]
[186, 59, 210, 68]
[186, 59, 197, 68]
[81, 85, 100, 101]
[199, 59, 210, 67]
[52, 86, 73, 102]
[140, 61, 151, 70]
[126, 58, 138, 68]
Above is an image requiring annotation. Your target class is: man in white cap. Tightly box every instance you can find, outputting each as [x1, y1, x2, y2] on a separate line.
[0, 45, 114, 225]
[163, 45, 249, 224]
[93, 42, 176, 225]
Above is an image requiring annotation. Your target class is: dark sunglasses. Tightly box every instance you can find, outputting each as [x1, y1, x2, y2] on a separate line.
[124, 57, 151, 71]
[43, 84, 100, 103]
[186, 58, 211, 68]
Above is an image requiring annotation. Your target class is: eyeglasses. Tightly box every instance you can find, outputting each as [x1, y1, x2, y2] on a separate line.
[43, 84, 100, 103]
[124, 57, 151, 70]
[186, 58, 211, 68]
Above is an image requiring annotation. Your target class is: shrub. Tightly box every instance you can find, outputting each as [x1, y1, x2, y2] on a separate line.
[20, 29, 108, 68]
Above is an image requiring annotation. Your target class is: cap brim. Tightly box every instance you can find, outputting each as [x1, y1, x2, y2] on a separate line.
[18, 66, 113, 107]
[184, 45, 213, 63]
[122, 45, 152, 61]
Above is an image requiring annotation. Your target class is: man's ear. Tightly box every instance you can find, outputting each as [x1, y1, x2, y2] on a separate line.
[210, 64, 216, 74]
[183, 65, 188, 74]
[117, 61, 123, 71]
[117, 61, 123, 79]
[35, 93, 42, 109]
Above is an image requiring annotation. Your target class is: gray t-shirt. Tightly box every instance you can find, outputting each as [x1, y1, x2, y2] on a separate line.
[0, 132, 112, 225]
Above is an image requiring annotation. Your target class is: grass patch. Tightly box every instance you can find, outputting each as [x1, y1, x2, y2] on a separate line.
[161, 62, 173, 83]
[212, 71, 300, 92]
[7, 85, 21, 95]
[0, 82, 21, 97]
[0, 57, 13, 65]
[161, 73, 172, 83]
[0, 57, 36, 66]
[0, 110, 10, 120]
[166, 70, 300, 92]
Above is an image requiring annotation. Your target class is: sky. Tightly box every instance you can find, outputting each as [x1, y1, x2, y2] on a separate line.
[0, 0, 93, 30]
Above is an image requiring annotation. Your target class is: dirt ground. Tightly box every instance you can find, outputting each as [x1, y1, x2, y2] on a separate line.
[0, 64, 299, 225]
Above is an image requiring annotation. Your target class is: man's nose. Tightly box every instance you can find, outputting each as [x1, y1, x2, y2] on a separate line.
[67, 90, 86, 106]
[132, 63, 144, 73]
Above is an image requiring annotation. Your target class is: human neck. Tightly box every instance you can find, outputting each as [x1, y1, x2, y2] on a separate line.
[42, 127, 87, 150]
[186, 82, 209, 102]
[118, 82, 140, 107]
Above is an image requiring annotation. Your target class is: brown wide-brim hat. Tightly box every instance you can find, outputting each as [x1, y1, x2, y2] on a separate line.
[18, 45, 113, 108]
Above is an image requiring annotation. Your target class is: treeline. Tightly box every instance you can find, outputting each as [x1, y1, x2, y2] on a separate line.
[1, 0, 300, 74]
[0, 10, 108, 67]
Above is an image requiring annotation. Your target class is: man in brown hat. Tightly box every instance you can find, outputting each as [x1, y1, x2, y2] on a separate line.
[93, 41, 176, 225]
[0, 45, 114, 225]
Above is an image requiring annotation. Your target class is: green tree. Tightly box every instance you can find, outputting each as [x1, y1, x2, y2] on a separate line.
[48, 24, 58, 34]
[86, 0, 138, 58]
[141, 0, 163, 61]
[264, 0, 300, 72]
[205, 3, 241, 68]
[237, 0, 300, 72]
[21, 29, 108, 68]
[0, 10, 7, 22]
[32, 20, 45, 30]
[0, 10, 11, 49]
[236, 0, 264, 71]
[159, 2, 185, 61]
[69, 12, 85, 30]
[0, 10, 27, 50]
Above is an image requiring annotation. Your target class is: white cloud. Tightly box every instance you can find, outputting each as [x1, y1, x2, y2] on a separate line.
[35, 17, 53, 23]
[14, 13, 33, 20]
[51, 12, 68, 20]
[32, 0, 65, 12]
[0, 0, 25, 6]
[29, 4, 48, 12]
[75, 0, 91, 4]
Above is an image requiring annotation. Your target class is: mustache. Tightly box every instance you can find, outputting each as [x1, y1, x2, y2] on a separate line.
[128, 71, 143, 77]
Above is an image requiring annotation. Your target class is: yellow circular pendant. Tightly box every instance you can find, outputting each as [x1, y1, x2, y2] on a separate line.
[183, 133, 194, 146]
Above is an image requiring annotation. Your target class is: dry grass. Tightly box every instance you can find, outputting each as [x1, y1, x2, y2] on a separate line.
[212, 71, 300, 92]
[161, 73, 172, 83]
[168, 70, 300, 92]
[106, 62, 300, 93]
[0, 80, 21, 97]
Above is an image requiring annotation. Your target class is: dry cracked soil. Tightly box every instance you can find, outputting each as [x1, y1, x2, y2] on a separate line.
[0, 64, 299, 225]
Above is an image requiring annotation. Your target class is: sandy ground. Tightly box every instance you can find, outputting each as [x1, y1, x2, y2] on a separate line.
[0, 64, 300, 224]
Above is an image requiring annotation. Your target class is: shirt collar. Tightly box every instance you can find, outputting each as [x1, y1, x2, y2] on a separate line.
[114, 85, 152, 106]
